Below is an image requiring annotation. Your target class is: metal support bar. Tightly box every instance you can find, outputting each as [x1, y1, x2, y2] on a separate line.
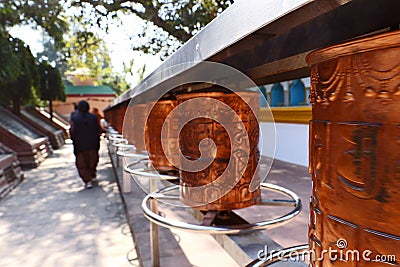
[149, 178, 160, 267]
[112, 141, 130, 167]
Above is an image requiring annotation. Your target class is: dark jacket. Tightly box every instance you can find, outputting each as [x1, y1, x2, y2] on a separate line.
[70, 112, 101, 154]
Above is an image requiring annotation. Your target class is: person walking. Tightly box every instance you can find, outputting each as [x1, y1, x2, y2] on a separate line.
[91, 107, 103, 126]
[92, 107, 106, 135]
[70, 102, 78, 121]
[70, 100, 101, 189]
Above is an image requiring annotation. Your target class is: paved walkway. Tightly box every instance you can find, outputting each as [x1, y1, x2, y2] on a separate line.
[0, 140, 137, 267]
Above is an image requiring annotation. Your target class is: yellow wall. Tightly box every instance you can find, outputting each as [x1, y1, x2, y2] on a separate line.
[53, 96, 114, 120]
[260, 106, 312, 124]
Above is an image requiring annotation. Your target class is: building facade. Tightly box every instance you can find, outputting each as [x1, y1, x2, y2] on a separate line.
[53, 74, 116, 120]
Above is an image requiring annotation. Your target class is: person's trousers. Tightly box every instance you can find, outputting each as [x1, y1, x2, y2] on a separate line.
[75, 150, 99, 183]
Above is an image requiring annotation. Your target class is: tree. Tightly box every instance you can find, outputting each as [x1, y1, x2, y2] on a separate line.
[137, 64, 147, 82]
[62, 30, 132, 95]
[0, 38, 39, 115]
[36, 35, 69, 75]
[0, 1, 69, 113]
[72, 0, 234, 58]
[101, 71, 130, 96]
[0, 32, 21, 88]
[0, 0, 68, 47]
[65, 30, 113, 80]
[38, 62, 65, 122]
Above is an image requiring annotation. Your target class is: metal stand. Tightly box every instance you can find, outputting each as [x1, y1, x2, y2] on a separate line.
[107, 130, 161, 265]
[109, 138, 127, 158]
[107, 132, 123, 140]
[149, 178, 160, 267]
[120, 140, 304, 266]
[124, 158, 170, 267]
[119, 151, 148, 193]
[113, 143, 134, 167]
[141, 183, 302, 234]
[124, 160, 178, 181]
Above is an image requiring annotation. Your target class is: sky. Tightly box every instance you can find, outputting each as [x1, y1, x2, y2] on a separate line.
[9, 14, 163, 88]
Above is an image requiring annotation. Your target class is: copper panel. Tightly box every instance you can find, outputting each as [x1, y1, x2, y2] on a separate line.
[176, 91, 259, 123]
[103, 109, 111, 126]
[116, 104, 128, 134]
[177, 91, 260, 211]
[307, 30, 400, 266]
[107, 103, 127, 134]
[145, 100, 178, 172]
[132, 104, 147, 152]
[123, 105, 135, 145]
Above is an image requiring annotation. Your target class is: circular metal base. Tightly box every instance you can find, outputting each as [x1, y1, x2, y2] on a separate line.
[141, 183, 302, 234]
[107, 129, 121, 135]
[119, 151, 149, 159]
[115, 143, 137, 158]
[108, 133, 124, 139]
[245, 244, 309, 267]
[124, 160, 178, 181]
[113, 143, 140, 167]
[114, 143, 135, 150]
[110, 138, 128, 145]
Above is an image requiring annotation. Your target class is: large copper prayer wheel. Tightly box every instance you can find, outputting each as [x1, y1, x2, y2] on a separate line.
[307, 30, 400, 266]
[177, 91, 260, 211]
[145, 100, 178, 172]
[132, 104, 147, 152]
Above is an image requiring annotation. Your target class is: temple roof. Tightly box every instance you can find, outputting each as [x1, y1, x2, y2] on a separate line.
[65, 85, 116, 96]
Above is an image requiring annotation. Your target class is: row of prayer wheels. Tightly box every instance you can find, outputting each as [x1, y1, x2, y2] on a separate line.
[104, 103, 128, 134]
[110, 30, 400, 266]
[123, 91, 261, 211]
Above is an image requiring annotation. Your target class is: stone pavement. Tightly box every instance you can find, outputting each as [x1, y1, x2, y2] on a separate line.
[0, 140, 137, 267]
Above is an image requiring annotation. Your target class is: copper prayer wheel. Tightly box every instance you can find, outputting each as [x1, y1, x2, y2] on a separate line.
[123, 105, 135, 145]
[113, 103, 127, 134]
[177, 91, 260, 211]
[145, 100, 178, 172]
[307, 30, 400, 266]
[132, 104, 147, 152]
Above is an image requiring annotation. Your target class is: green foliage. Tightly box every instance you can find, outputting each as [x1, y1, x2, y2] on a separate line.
[0, 31, 21, 86]
[65, 30, 113, 80]
[0, 38, 40, 113]
[1, 0, 69, 47]
[63, 30, 131, 95]
[101, 71, 130, 96]
[38, 61, 66, 102]
[0, 0, 69, 112]
[72, 0, 234, 58]
[1, 0, 233, 104]
[36, 36, 68, 75]
[137, 64, 147, 82]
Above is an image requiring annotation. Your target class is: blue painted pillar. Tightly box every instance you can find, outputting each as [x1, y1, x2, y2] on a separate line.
[271, 82, 284, 106]
[289, 79, 305, 106]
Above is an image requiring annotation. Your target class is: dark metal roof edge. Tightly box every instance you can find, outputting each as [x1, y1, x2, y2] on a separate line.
[111, 0, 319, 106]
